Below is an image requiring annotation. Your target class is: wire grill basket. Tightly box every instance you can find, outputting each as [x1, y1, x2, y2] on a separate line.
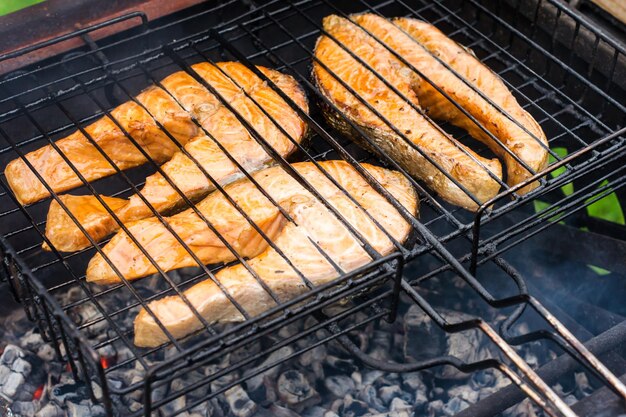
[0, 0, 625, 416]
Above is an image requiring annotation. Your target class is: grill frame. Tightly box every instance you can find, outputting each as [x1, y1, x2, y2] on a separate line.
[0, 0, 625, 416]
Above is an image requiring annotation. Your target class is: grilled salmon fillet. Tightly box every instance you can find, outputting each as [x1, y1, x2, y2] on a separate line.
[313, 15, 502, 210]
[5, 71, 201, 205]
[354, 14, 548, 194]
[43, 62, 308, 252]
[126, 160, 417, 347]
[86, 161, 417, 287]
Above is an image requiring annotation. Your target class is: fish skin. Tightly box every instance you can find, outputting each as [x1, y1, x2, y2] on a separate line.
[5, 72, 199, 205]
[355, 14, 548, 194]
[129, 160, 417, 347]
[43, 62, 308, 252]
[313, 14, 503, 211]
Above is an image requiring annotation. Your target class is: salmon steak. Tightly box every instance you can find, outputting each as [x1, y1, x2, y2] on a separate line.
[43, 62, 308, 252]
[122, 160, 418, 347]
[5, 69, 201, 205]
[313, 14, 548, 209]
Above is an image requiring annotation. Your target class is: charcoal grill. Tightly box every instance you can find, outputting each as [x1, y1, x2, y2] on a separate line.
[0, 0, 625, 416]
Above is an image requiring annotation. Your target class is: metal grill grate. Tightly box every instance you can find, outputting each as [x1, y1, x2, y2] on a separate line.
[0, 0, 625, 416]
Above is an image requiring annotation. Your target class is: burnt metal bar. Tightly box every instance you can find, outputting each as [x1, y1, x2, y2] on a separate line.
[492, 255, 626, 399]
[530, 297, 626, 399]
[525, 280, 626, 367]
[454, 320, 626, 417]
[401, 279, 575, 417]
[571, 373, 626, 417]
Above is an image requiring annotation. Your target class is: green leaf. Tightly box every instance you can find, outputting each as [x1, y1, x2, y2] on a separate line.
[550, 147, 568, 169]
[586, 180, 625, 225]
[560, 181, 574, 197]
[533, 200, 550, 213]
[588, 265, 611, 276]
[548, 147, 574, 195]
[533, 200, 565, 223]
[0, 0, 45, 16]
[534, 148, 624, 225]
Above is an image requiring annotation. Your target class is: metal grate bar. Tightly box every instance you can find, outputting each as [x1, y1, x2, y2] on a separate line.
[480, 171, 626, 266]
[393, 0, 621, 170]
[226, 9, 463, 224]
[466, 0, 625, 113]
[139, 254, 402, 398]
[398, 279, 576, 417]
[145, 277, 396, 411]
[162, 47, 398, 261]
[0, 138, 165, 364]
[0, 0, 244, 98]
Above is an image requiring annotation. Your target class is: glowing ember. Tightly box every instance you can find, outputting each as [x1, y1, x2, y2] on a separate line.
[32, 384, 44, 401]
[100, 356, 111, 370]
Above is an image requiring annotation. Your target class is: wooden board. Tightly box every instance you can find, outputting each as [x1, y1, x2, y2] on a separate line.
[0, 0, 206, 74]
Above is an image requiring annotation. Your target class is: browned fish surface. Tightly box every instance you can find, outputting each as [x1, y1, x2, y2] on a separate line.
[44, 62, 308, 252]
[5, 71, 201, 205]
[123, 160, 417, 347]
[353, 14, 548, 194]
[86, 160, 417, 286]
[313, 15, 502, 210]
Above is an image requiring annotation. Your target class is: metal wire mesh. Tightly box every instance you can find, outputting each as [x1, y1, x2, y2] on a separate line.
[0, 0, 625, 416]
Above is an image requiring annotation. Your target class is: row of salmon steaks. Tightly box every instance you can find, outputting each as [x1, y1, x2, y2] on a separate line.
[3, 14, 548, 347]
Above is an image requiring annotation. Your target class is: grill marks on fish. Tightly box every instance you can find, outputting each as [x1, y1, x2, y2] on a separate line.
[356, 14, 548, 194]
[43, 62, 308, 252]
[313, 15, 502, 211]
[314, 14, 547, 209]
[126, 160, 417, 347]
[85, 160, 416, 286]
[5, 72, 199, 205]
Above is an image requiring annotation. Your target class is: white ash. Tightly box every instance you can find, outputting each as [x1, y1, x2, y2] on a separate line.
[66, 402, 106, 417]
[0, 345, 32, 400]
[0, 281, 597, 417]
[224, 385, 257, 417]
[277, 370, 320, 411]
[324, 375, 354, 398]
[35, 403, 64, 417]
[356, 384, 385, 412]
[11, 400, 38, 417]
[245, 347, 294, 394]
